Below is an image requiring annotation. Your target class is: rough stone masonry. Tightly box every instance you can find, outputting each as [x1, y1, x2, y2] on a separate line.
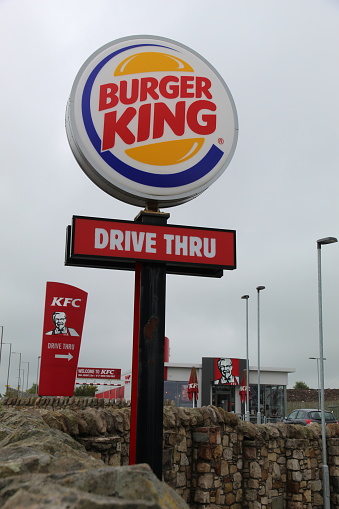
[2, 397, 339, 508]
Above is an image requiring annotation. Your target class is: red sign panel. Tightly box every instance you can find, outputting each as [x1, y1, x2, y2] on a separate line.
[70, 216, 236, 269]
[39, 282, 88, 397]
[213, 357, 240, 386]
[77, 367, 121, 379]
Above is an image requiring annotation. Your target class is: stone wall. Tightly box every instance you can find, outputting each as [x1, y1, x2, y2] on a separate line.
[286, 388, 339, 418]
[287, 388, 339, 403]
[2, 397, 339, 509]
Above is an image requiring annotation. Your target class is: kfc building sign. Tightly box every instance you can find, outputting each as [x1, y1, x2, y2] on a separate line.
[77, 367, 121, 379]
[213, 357, 240, 386]
[66, 35, 238, 208]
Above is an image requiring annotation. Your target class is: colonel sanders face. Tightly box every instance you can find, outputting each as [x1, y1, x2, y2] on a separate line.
[218, 358, 233, 380]
[53, 312, 67, 331]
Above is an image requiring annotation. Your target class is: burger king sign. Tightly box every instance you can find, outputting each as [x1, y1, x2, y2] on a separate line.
[66, 36, 238, 208]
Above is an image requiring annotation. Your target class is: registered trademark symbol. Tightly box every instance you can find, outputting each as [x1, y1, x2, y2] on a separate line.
[218, 138, 224, 145]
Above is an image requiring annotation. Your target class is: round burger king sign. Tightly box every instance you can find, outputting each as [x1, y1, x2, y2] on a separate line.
[66, 35, 238, 208]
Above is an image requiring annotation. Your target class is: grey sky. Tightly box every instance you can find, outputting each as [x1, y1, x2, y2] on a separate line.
[1, 0, 339, 393]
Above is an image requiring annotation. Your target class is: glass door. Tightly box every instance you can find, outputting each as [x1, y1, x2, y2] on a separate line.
[213, 385, 234, 412]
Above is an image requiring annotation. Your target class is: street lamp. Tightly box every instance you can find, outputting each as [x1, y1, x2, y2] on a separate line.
[317, 236, 337, 509]
[36, 356, 41, 396]
[22, 361, 29, 392]
[20, 369, 25, 396]
[12, 352, 21, 394]
[0, 326, 4, 374]
[256, 286, 265, 424]
[241, 295, 250, 422]
[309, 356, 326, 410]
[2, 343, 12, 395]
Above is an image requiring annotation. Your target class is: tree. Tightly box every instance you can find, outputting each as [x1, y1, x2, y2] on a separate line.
[27, 383, 38, 394]
[74, 384, 98, 397]
[293, 381, 309, 389]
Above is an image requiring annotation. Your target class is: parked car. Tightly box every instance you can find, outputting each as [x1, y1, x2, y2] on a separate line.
[283, 408, 338, 426]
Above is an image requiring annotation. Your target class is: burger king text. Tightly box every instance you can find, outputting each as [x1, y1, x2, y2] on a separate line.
[99, 76, 216, 150]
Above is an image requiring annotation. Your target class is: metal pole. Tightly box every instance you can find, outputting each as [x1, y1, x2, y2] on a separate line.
[257, 292, 260, 424]
[134, 210, 169, 480]
[317, 358, 320, 410]
[6, 343, 12, 393]
[317, 238, 337, 509]
[245, 297, 250, 422]
[22, 361, 29, 392]
[136, 260, 166, 478]
[129, 263, 141, 466]
[241, 295, 250, 421]
[309, 356, 325, 410]
[21, 369, 24, 396]
[2, 343, 12, 394]
[256, 286, 265, 424]
[18, 354, 21, 393]
[0, 326, 3, 375]
[317, 357, 328, 410]
[13, 352, 21, 394]
[36, 356, 41, 396]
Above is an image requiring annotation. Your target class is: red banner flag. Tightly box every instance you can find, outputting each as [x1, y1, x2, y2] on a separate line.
[188, 366, 199, 404]
[239, 369, 250, 403]
[39, 282, 88, 396]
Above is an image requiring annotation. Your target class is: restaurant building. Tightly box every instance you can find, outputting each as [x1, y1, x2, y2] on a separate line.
[96, 356, 295, 422]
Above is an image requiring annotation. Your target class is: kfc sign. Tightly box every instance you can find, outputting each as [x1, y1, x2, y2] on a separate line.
[66, 36, 238, 208]
[214, 357, 240, 386]
[77, 367, 121, 379]
[39, 282, 88, 396]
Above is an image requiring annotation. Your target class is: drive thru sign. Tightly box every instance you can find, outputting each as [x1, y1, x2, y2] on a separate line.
[66, 215, 236, 276]
[39, 282, 88, 397]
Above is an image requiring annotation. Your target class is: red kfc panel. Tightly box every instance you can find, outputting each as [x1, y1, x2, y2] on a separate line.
[71, 216, 235, 268]
[213, 357, 240, 386]
[77, 367, 121, 379]
[39, 282, 87, 396]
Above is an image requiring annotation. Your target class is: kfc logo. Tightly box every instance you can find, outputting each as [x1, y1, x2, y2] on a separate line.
[51, 297, 82, 307]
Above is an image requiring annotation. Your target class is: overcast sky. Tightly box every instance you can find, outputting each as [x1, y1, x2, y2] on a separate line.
[1, 0, 339, 394]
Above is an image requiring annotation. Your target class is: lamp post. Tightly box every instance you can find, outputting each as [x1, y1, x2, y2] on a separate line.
[20, 369, 25, 396]
[256, 286, 265, 424]
[22, 361, 29, 392]
[0, 326, 4, 374]
[3, 343, 12, 395]
[36, 356, 41, 396]
[309, 356, 326, 410]
[12, 352, 21, 394]
[241, 295, 250, 421]
[317, 236, 337, 509]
